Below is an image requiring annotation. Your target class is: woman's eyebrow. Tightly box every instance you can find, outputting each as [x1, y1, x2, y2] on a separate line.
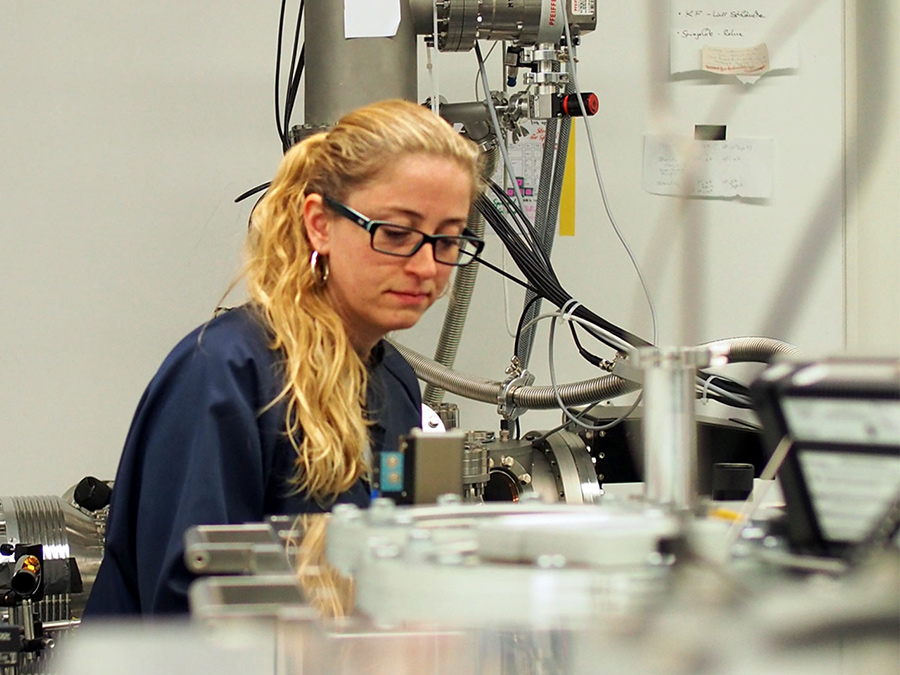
[379, 206, 468, 228]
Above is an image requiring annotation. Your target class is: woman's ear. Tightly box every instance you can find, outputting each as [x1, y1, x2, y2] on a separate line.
[302, 193, 332, 254]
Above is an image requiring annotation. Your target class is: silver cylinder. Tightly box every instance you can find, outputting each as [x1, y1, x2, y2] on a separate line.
[636, 347, 713, 510]
[304, 0, 418, 128]
[413, 0, 566, 52]
[462, 443, 490, 486]
[0, 494, 106, 621]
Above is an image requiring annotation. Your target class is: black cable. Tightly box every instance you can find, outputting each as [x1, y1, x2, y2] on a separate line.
[514, 293, 545, 359]
[695, 375, 753, 408]
[477, 192, 650, 350]
[275, 0, 289, 149]
[283, 1, 305, 144]
[477, 192, 556, 293]
[488, 182, 555, 278]
[235, 181, 271, 204]
[567, 322, 606, 369]
[284, 44, 305, 140]
[471, 256, 538, 294]
[244, 2, 301, 204]
[698, 372, 751, 398]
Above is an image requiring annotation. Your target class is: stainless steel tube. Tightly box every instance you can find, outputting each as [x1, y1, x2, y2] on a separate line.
[636, 347, 712, 511]
[304, 0, 418, 128]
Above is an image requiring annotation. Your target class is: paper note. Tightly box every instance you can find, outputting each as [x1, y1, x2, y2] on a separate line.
[490, 123, 546, 225]
[702, 43, 770, 76]
[642, 134, 774, 199]
[344, 0, 401, 38]
[670, 1, 800, 81]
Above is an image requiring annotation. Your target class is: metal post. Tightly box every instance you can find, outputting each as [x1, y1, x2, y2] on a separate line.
[304, 0, 418, 129]
[636, 346, 713, 510]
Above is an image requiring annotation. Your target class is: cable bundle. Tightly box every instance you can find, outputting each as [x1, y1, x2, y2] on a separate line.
[477, 182, 650, 353]
[475, 181, 755, 409]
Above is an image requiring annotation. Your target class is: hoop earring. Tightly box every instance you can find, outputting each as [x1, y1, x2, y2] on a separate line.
[310, 250, 329, 286]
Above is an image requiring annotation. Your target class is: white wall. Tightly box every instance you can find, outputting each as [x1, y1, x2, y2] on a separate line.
[1, 1, 895, 495]
[845, 1, 900, 355]
[1, 4, 275, 493]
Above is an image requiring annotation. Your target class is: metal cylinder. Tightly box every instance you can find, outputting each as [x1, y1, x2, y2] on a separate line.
[434, 402, 460, 430]
[636, 347, 713, 510]
[304, 0, 418, 128]
[462, 443, 490, 486]
[414, 0, 566, 52]
[0, 494, 106, 621]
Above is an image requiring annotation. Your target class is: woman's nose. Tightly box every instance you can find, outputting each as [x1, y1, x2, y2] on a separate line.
[404, 241, 439, 278]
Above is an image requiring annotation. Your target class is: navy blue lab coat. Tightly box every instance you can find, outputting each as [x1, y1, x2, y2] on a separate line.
[84, 305, 421, 615]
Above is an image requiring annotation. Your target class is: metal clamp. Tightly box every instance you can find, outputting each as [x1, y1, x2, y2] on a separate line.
[497, 357, 535, 422]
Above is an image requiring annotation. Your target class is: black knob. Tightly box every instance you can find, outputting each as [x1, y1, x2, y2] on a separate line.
[711, 463, 755, 501]
[74, 476, 112, 511]
[556, 92, 599, 117]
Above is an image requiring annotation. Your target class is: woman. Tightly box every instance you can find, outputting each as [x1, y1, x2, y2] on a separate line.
[85, 99, 485, 615]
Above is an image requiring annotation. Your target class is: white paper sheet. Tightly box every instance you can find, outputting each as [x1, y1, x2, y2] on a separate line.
[670, 1, 800, 81]
[642, 134, 774, 199]
[344, 0, 401, 38]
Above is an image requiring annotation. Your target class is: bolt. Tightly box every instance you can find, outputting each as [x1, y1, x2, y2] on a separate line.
[437, 550, 464, 566]
[501, 455, 515, 468]
[405, 529, 435, 562]
[536, 554, 566, 569]
[408, 528, 433, 542]
[369, 497, 396, 524]
[371, 542, 401, 560]
[518, 472, 532, 485]
[333, 503, 358, 515]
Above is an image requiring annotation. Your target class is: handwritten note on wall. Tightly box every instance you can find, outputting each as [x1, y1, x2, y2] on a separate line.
[670, 1, 800, 81]
[642, 134, 774, 199]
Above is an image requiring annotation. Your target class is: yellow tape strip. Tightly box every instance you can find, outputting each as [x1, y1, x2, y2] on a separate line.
[559, 127, 576, 236]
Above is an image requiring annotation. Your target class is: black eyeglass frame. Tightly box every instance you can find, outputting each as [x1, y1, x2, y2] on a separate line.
[322, 195, 485, 267]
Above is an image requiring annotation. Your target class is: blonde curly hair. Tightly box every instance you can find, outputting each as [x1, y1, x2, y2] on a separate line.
[244, 99, 483, 503]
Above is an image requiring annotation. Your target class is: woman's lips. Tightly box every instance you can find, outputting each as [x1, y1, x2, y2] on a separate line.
[388, 290, 431, 305]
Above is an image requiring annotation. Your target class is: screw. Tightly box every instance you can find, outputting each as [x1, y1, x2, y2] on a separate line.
[371, 542, 401, 560]
[369, 498, 396, 524]
[536, 554, 566, 569]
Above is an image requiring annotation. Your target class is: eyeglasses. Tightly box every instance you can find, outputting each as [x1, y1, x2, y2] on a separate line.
[322, 195, 484, 267]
